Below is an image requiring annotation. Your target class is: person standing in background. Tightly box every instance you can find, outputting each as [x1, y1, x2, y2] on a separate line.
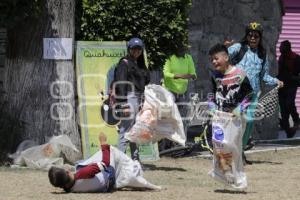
[277, 40, 300, 138]
[113, 37, 150, 161]
[161, 43, 197, 149]
[224, 22, 283, 163]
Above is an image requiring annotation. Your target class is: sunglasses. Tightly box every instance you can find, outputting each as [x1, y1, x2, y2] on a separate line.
[247, 32, 260, 39]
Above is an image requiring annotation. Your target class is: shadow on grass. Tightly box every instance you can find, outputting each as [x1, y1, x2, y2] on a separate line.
[245, 160, 283, 165]
[51, 192, 69, 195]
[143, 163, 187, 172]
[214, 189, 248, 194]
[117, 187, 162, 192]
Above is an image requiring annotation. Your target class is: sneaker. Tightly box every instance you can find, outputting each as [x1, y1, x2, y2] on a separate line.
[141, 164, 150, 171]
[286, 127, 297, 138]
[242, 152, 252, 165]
[293, 120, 300, 129]
[134, 159, 150, 171]
[244, 138, 255, 151]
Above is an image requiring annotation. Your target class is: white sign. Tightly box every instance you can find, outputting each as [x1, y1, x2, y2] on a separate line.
[43, 38, 73, 59]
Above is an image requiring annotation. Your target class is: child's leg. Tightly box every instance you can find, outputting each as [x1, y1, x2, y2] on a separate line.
[242, 120, 254, 147]
[73, 133, 111, 180]
[99, 132, 110, 167]
[242, 96, 258, 148]
[98, 132, 116, 192]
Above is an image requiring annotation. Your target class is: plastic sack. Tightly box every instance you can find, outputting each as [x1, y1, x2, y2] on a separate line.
[208, 110, 247, 189]
[11, 135, 79, 170]
[125, 84, 186, 146]
[77, 145, 161, 190]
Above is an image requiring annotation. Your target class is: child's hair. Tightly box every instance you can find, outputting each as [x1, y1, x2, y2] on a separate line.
[48, 166, 72, 191]
[209, 43, 228, 56]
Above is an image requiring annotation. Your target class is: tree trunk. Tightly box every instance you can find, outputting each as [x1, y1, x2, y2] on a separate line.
[1, 0, 81, 162]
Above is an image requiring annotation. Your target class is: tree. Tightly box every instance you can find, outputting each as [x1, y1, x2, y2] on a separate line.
[0, 0, 81, 162]
[78, 0, 192, 69]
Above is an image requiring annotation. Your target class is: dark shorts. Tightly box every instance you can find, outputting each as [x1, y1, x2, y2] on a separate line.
[102, 166, 116, 192]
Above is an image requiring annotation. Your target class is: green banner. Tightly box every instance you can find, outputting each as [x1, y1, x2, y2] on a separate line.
[76, 41, 159, 161]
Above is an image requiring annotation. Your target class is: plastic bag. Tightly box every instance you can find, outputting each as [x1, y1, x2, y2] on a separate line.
[11, 135, 79, 170]
[125, 84, 186, 146]
[77, 145, 161, 190]
[208, 110, 247, 189]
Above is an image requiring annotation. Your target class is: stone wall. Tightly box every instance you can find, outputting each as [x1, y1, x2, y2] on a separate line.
[188, 0, 284, 140]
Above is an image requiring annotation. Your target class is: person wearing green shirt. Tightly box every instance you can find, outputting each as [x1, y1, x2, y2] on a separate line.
[161, 44, 197, 150]
[163, 46, 197, 95]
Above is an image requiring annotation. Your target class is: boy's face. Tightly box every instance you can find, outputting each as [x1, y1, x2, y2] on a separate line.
[210, 52, 229, 74]
[63, 170, 75, 190]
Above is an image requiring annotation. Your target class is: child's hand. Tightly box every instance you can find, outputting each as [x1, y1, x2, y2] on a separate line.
[232, 103, 248, 116]
[208, 101, 216, 113]
[232, 108, 240, 117]
[277, 80, 284, 88]
[223, 39, 234, 47]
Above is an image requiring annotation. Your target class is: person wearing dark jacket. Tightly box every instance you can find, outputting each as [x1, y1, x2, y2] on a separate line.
[113, 37, 150, 160]
[278, 40, 300, 138]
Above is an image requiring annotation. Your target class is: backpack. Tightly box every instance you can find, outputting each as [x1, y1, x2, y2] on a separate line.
[230, 43, 266, 80]
[105, 64, 117, 96]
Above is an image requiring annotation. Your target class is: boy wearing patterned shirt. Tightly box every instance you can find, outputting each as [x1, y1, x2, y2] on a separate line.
[209, 44, 253, 113]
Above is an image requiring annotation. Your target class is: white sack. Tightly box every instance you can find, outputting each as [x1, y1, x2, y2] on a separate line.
[208, 110, 247, 189]
[125, 84, 186, 146]
[12, 135, 79, 170]
[77, 145, 161, 190]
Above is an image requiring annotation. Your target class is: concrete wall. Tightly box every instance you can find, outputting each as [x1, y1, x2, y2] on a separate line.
[188, 0, 284, 140]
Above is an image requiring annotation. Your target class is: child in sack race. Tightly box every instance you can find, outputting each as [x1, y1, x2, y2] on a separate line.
[207, 44, 254, 189]
[48, 132, 161, 193]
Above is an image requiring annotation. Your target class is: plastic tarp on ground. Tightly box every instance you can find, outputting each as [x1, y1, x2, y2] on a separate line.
[125, 84, 186, 146]
[77, 145, 161, 190]
[209, 110, 247, 189]
[10, 135, 79, 170]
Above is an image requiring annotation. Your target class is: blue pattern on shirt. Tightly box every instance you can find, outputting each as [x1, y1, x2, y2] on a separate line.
[228, 43, 278, 93]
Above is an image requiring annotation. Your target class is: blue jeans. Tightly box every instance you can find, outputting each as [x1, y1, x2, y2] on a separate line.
[117, 92, 141, 160]
[102, 166, 116, 192]
[171, 92, 188, 134]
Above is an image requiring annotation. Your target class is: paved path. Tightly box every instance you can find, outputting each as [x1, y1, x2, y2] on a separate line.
[247, 130, 300, 153]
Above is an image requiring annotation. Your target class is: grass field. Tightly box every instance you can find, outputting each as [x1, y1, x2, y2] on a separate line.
[1, 147, 300, 200]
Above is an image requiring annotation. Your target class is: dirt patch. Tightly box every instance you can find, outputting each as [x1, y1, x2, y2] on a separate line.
[1, 148, 300, 200]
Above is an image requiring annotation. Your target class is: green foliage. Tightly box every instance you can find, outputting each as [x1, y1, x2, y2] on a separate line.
[0, 0, 191, 69]
[77, 0, 192, 69]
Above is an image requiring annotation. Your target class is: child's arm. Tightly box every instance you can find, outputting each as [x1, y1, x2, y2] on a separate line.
[239, 76, 254, 104]
[74, 163, 102, 180]
[233, 77, 254, 115]
[227, 43, 241, 60]
[207, 73, 218, 113]
[74, 144, 111, 180]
